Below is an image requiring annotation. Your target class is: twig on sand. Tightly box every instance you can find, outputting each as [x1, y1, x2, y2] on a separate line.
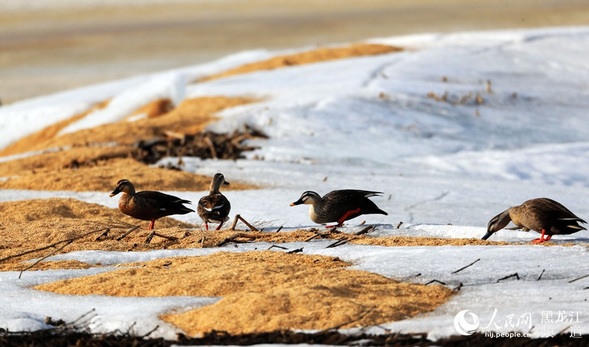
[569, 273, 589, 283]
[287, 248, 304, 254]
[229, 214, 259, 231]
[144, 231, 156, 244]
[451, 258, 480, 274]
[116, 225, 141, 241]
[326, 238, 348, 248]
[141, 325, 160, 338]
[425, 279, 447, 286]
[497, 273, 520, 282]
[0, 227, 110, 264]
[215, 232, 263, 247]
[304, 232, 321, 242]
[537, 269, 545, 281]
[94, 228, 110, 241]
[355, 225, 375, 235]
[267, 244, 288, 250]
[144, 231, 179, 244]
[19, 240, 74, 279]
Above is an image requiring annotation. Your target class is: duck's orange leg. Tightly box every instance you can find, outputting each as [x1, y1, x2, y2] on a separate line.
[148, 219, 156, 230]
[204, 222, 209, 231]
[215, 222, 224, 230]
[532, 229, 552, 244]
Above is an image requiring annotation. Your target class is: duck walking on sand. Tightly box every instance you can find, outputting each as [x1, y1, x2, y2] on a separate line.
[109, 179, 194, 230]
[198, 173, 231, 231]
[291, 189, 388, 227]
[483, 197, 586, 243]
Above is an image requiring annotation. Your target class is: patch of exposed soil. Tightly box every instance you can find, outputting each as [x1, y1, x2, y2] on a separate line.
[132, 125, 267, 165]
[0, 96, 259, 191]
[35, 251, 453, 336]
[0, 198, 196, 271]
[0, 157, 211, 192]
[200, 43, 402, 82]
[0, 198, 513, 272]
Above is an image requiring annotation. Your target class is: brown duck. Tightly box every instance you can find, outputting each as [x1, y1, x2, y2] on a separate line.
[290, 189, 387, 227]
[483, 197, 586, 243]
[109, 179, 193, 230]
[198, 173, 231, 231]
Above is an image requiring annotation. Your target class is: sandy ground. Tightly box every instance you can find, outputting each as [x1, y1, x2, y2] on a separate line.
[0, 43, 467, 336]
[34, 251, 452, 336]
[1, 0, 589, 104]
[1, 1, 589, 337]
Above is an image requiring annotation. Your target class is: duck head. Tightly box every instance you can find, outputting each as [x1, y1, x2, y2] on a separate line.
[290, 191, 321, 206]
[482, 209, 511, 240]
[210, 173, 230, 192]
[109, 179, 136, 197]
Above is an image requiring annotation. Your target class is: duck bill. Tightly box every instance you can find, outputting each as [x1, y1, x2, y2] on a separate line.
[290, 199, 303, 206]
[109, 188, 121, 197]
[224, 181, 230, 186]
[481, 231, 494, 240]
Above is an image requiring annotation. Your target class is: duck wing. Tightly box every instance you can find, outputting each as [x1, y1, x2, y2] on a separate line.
[198, 194, 231, 222]
[136, 191, 194, 216]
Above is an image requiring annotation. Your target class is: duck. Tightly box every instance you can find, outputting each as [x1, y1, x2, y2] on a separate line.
[290, 189, 388, 227]
[109, 179, 193, 230]
[482, 197, 586, 243]
[198, 173, 231, 231]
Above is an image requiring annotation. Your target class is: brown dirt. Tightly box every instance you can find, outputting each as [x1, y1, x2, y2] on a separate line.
[0, 156, 251, 192]
[0, 96, 258, 191]
[35, 251, 453, 336]
[200, 43, 401, 82]
[0, 198, 196, 271]
[0, 198, 513, 272]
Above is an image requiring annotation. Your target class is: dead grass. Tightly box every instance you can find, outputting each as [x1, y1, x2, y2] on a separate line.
[0, 198, 514, 272]
[35, 251, 453, 336]
[0, 156, 254, 192]
[200, 43, 402, 82]
[0, 96, 258, 191]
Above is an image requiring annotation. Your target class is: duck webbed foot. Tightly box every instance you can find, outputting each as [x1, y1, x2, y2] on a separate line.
[532, 229, 552, 244]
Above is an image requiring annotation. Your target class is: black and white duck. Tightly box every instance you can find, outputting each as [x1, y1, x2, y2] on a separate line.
[291, 189, 387, 227]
